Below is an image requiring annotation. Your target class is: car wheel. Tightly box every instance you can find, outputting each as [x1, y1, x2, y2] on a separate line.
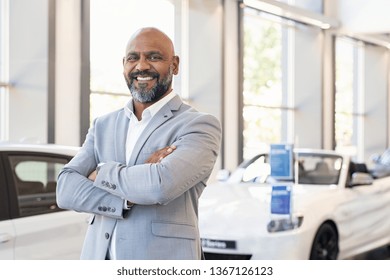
[309, 223, 339, 260]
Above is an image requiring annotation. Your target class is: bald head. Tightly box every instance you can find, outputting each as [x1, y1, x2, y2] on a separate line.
[125, 27, 175, 57]
[122, 27, 180, 107]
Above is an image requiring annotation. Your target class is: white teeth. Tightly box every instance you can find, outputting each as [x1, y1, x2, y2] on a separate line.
[137, 76, 154, 81]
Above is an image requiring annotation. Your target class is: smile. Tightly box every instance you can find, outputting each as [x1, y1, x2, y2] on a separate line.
[136, 76, 155, 81]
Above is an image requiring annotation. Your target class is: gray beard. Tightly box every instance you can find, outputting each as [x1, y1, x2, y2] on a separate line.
[129, 71, 173, 103]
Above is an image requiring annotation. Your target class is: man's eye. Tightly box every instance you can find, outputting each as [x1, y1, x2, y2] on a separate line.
[127, 56, 138, 61]
[149, 55, 162, 61]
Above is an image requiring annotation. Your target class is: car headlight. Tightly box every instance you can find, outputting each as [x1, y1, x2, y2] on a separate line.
[267, 216, 304, 233]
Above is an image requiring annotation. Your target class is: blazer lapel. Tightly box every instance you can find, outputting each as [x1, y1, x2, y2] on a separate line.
[128, 95, 183, 165]
[114, 109, 129, 164]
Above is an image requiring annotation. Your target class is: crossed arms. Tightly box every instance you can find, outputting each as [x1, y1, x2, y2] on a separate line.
[56, 113, 221, 219]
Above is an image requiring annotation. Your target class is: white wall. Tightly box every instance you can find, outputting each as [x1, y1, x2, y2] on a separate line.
[222, 0, 240, 170]
[188, 0, 222, 120]
[330, 0, 390, 34]
[293, 24, 324, 148]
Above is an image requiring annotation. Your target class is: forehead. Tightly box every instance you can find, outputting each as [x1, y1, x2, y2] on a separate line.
[125, 30, 174, 56]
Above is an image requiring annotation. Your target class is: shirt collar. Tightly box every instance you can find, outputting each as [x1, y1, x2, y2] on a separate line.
[124, 91, 177, 120]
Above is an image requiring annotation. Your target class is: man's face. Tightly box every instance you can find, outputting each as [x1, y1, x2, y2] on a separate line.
[123, 30, 179, 103]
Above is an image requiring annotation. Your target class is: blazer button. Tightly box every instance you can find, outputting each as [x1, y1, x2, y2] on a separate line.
[98, 206, 102, 211]
[112, 184, 117, 190]
[105, 233, 110, 239]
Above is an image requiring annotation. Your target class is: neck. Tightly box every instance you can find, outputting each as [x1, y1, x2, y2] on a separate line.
[133, 90, 172, 120]
[133, 102, 149, 120]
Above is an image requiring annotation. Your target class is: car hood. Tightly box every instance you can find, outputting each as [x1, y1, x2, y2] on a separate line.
[199, 182, 335, 238]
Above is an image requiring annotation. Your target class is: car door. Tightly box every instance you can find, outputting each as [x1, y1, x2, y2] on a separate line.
[337, 165, 390, 256]
[0, 154, 15, 259]
[0, 220, 14, 259]
[2, 151, 88, 259]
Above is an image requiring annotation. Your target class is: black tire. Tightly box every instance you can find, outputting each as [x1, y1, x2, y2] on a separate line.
[309, 223, 339, 260]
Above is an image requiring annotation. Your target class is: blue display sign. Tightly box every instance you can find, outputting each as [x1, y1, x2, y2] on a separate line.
[270, 143, 294, 180]
[270, 185, 291, 215]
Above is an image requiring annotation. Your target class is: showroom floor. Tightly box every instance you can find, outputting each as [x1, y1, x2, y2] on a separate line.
[351, 246, 390, 260]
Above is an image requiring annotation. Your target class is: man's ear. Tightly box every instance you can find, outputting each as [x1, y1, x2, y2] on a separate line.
[172, 55, 180, 75]
[122, 57, 126, 66]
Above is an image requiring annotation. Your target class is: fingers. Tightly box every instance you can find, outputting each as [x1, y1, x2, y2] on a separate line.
[145, 145, 177, 164]
[88, 170, 97, 181]
[157, 145, 176, 162]
[158, 145, 176, 162]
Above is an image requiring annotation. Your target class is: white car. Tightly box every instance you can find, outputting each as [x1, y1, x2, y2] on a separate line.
[199, 149, 390, 260]
[0, 143, 88, 259]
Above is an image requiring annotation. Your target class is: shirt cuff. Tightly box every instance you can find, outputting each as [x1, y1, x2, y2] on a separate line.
[123, 200, 134, 209]
[96, 162, 106, 174]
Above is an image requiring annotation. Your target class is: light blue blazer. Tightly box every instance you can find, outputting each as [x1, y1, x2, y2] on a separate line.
[57, 95, 221, 259]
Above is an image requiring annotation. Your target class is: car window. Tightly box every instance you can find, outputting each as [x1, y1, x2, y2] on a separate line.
[8, 155, 68, 217]
[297, 154, 342, 185]
[242, 155, 270, 182]
[240, 153, 342, 185]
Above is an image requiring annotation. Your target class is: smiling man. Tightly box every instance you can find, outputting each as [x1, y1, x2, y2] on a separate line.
[123, 28, 179, 115]
[56, 27, 222, 260]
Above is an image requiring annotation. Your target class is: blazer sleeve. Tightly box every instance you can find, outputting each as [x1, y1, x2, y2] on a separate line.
[93, 113, 222, 205]
[56, 119, 125, 219]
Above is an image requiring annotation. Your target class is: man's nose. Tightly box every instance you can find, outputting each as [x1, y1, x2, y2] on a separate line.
[135, 57, 151, 71]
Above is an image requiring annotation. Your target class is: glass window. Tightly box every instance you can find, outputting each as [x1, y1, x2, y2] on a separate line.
[237, 152, 342, 185]
[0, 0, 9, 141]
[241, 1, 333, 161]
[8, 155, 69, 217]
[90, 0, 175, 123]
[242, 8, 292, 160]
[334, 37, 364, 159]
[297, 153, 342, 185]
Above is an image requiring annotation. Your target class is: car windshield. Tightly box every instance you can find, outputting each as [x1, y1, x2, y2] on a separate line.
[240, 153, 343, 185]
[296, 153, 342, 185]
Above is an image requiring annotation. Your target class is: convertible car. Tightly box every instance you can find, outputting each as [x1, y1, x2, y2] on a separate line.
[199, 149, 390, 260]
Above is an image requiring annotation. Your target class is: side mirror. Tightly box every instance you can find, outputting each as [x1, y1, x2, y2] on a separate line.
[370, 153, 381, 163]
[350, 172, 374, 187]
[216, 169, 230, 182]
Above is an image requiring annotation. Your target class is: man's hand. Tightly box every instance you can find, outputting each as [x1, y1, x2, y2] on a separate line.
[87, 145, 176, 181]
[145, 145, 176, 164]
[88, 170, 97, 181]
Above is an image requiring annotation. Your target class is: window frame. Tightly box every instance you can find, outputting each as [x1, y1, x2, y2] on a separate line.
[0, 152, 10, 221]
